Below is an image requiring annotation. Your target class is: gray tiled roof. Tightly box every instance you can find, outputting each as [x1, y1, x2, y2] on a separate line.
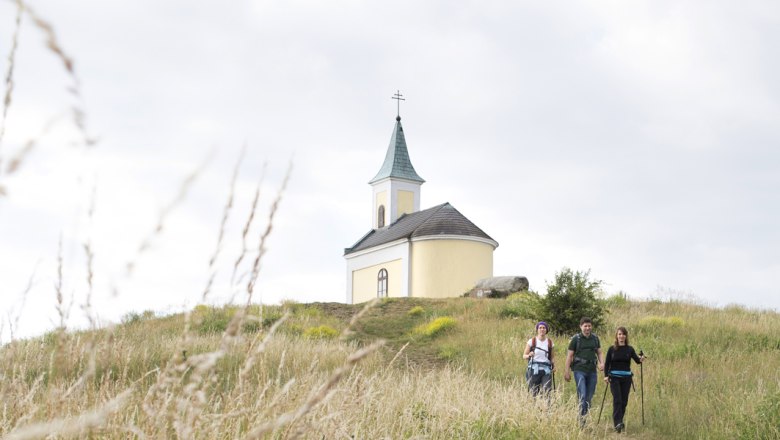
[368, 118, 425, 184]
[344, 203, 497, 255]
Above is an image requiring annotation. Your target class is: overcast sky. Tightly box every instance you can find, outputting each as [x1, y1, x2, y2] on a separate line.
[1, 0, 778, 341]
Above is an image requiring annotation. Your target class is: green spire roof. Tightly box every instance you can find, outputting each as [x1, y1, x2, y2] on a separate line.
[369, 117, 425, 184]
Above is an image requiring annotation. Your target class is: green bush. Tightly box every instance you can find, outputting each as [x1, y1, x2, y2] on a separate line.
[538, 268, 606, 335]
[414, 316, 456, 337]
[121, 311, 143, 325]
[121, 310, 157, 325]
[261, 309, 284, 327]
[196, 309, 230, 334]
[605, 291, 629, 307]
[407, 306, 425, 317]
[499, 291, 540, 318]
[241, 317, 262, 333]
[303, 325, 339, 339]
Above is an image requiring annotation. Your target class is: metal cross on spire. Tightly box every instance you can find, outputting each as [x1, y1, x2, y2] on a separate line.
[391, 90, 405, 120]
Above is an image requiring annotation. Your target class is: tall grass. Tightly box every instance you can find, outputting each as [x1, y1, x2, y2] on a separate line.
[0, 3, 383, 438]
[434, 298, 780, 439]
[4, 297, 777, 438]
[2, 3, 779, 439]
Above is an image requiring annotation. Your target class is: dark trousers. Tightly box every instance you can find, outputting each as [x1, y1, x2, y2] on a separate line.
[527, 371, 552, 396]
[609, 376, 632, 426]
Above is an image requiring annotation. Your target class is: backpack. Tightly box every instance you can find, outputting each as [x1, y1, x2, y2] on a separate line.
[572, 333, 600, 366]
[573, 333, 600, 353]
[530, 337, 553, 363]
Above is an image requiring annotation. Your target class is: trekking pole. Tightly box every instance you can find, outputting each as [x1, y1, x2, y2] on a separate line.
[597, 379, 608, 423]
[640, 350, 645, 425]
[552, 368, 556, 392]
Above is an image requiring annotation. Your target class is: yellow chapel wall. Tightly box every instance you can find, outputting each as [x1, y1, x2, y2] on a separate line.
[397, 190, 415, 216]
[351, 259, 403, 303]
[410, 239, 493, 298]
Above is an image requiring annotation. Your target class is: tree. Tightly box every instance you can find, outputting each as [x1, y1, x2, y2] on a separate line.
[539, 268, 606, 335]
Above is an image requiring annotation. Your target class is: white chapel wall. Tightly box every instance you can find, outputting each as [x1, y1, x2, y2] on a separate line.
[345, 240, 409, 303]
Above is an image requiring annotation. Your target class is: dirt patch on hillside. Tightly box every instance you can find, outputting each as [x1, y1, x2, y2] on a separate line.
[310, 298, 458, 369]
[308, 302, 359, 322]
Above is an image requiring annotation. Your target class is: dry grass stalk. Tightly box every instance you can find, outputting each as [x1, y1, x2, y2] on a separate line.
[81, 184, 97, 328]
[202, 144, 247, 302]
[174, 350, 224, 439]
[21, 3, 73, 74]
[54, 234, 67, 329]
[385, 341, 410, 370]
[61, 340, 96, 399]
[229, 161, 267, 291]
[4, 138, 34, 177]
[238, 311, 290, 387]
[245, 161, 292, 304]
[6, 261, 37, 340]
[22, 1, 96, 147]
[244, 340, 386, 439]
[9, 373, 45, 431]
[144, 161, 287, 437]
[4, 388, 132, 440]
[1, 117, 58, 189]
[0, 0, 23, 154]
[242, 300, 381, 438]
[341, 298, 379, 341]
[126, 156, 209, 276]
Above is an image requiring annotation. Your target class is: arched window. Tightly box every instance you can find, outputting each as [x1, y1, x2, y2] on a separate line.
[377, 205, 385, 228]
[377, 268, 388, 298]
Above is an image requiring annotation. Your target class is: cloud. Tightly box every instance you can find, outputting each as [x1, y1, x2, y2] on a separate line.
[2, 0, 778, 341]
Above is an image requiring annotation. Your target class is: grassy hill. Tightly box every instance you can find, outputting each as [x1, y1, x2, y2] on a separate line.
[1, 296, 778, 439]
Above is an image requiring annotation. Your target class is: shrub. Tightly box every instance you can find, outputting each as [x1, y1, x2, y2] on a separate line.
[261, 309, 284, 327]
[292, 305, 322, 319]
[407, 306, 425, 317]
[538, 268, 606, 335]
[500, 291, 540, 319]
[605, 291, 629, 307]
[197, 309, 230, 334]
[122, 310, 157, 325]
[121, 311, 143, 325]
[303, 325, 339, 339]
[192, 304, 211, 316]
[241, 317, 262, 333]
[414, 316, 456, 337]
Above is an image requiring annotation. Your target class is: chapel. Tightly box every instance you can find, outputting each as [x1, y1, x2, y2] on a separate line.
[344, 110, 498, 303]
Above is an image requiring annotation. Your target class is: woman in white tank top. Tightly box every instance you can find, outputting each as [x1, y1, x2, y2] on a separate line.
[523, 321, 554, 396]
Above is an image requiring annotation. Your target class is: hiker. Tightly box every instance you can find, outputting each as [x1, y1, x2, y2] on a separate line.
[523, 321, 554, 396]
[564, 317, 604, 425]
[604, 326, 645, 433]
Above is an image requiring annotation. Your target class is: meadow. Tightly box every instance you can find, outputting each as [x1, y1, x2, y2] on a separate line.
[2, 3, 779, 439]
[1, 296, 778, 439]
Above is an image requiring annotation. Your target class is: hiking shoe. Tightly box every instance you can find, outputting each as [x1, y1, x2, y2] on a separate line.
[615, 422, 624, 433]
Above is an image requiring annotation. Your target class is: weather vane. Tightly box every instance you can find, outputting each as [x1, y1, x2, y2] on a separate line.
[391, 90, 405, 119]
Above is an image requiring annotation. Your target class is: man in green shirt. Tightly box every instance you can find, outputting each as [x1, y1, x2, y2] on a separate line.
[564, 317, 604, 425]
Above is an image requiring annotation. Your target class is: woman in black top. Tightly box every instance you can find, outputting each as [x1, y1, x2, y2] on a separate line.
[603, 326, 645, 433]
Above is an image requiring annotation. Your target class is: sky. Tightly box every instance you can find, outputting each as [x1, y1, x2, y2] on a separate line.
[1, 0, 779, 341]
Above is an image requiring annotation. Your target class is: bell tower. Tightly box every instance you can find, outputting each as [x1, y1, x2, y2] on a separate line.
[369, 94, 424, 229]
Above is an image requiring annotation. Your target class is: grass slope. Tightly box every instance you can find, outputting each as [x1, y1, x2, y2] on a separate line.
[1, 297, 778, 439]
